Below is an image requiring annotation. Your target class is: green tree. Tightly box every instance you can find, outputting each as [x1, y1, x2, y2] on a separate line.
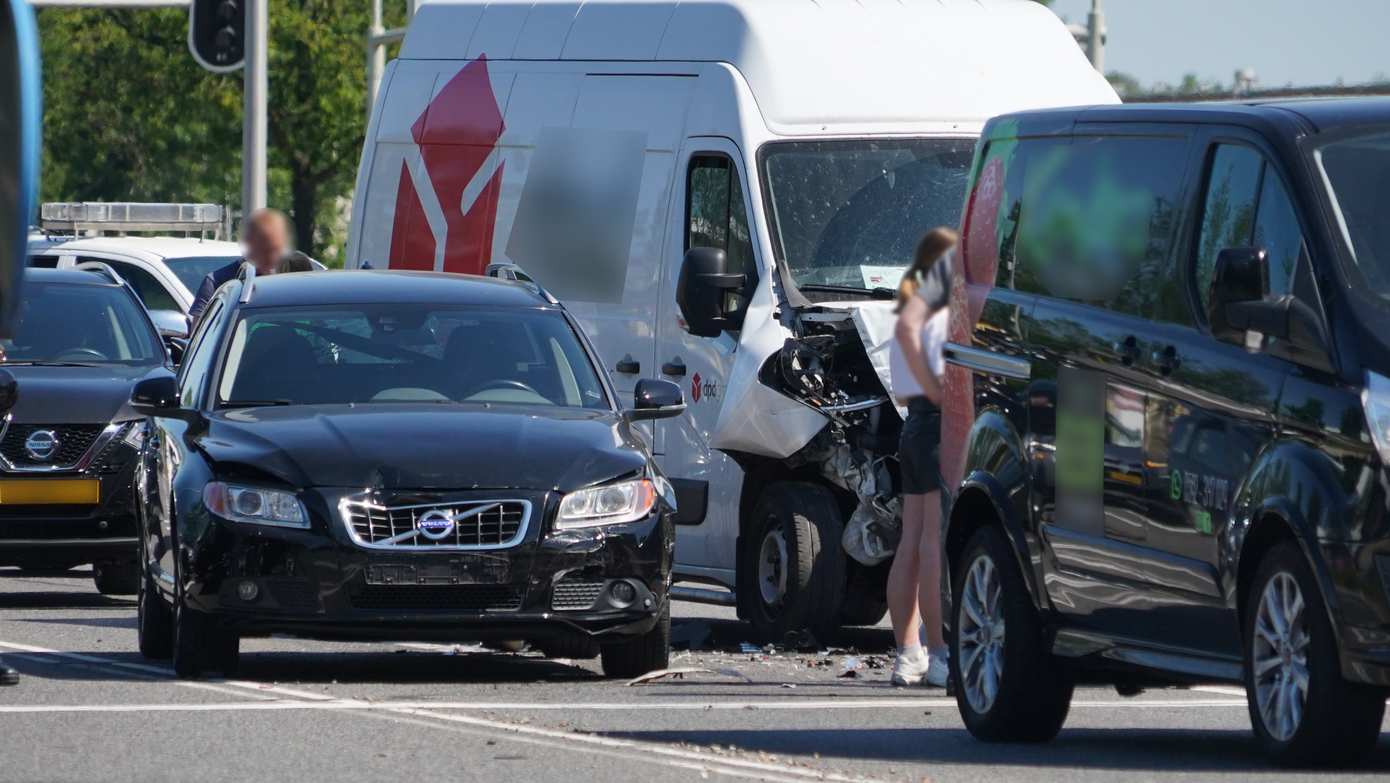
[37, 3, 403, 263]
[1106, 71, 1143, 99]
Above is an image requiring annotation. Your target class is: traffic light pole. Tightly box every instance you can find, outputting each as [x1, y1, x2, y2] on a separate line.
[242, 0, 267, 214]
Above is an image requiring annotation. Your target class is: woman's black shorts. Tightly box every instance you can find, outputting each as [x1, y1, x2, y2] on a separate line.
[899, 397, 942, 495]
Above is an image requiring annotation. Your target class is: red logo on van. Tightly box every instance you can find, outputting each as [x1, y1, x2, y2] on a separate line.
[388, 55, 506, 275]
[691, 373, 702, 403]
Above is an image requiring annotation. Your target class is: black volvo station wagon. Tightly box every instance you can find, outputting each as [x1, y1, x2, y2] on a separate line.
[129, 268, 683, 679]
[941, 98, 1390, 765]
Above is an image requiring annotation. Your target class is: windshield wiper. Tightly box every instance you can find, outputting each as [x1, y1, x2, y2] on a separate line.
[220, 399, 294, 409]
[2, 361, 98, 367]
[796, 284, 897, 300]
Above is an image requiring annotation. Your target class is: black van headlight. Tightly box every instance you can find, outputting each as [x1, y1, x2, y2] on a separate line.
[203, 481, 309, 529]
[555, 478, 657, 529]
[1364, 371, 1390, 464]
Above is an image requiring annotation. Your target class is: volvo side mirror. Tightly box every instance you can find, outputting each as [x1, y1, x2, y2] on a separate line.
[625, 378, 685, 421]
[676, 247, 745, 338]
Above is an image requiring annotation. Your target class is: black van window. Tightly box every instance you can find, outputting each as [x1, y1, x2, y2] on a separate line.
[686, 155, 756, 282]
[1011, 135, 1187, 319]
[1195, 144, 1308, 318]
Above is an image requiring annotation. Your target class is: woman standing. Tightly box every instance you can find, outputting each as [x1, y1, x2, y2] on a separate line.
[886, 228, 957, 687]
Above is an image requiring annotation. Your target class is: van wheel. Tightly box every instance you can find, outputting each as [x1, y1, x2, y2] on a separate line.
[739, 482, 845, 641]
[600, 602, 670, 679]
[1244, 542, 1386, 766]
[137, 564, 173, 660]
[951, 526, 1072, 742]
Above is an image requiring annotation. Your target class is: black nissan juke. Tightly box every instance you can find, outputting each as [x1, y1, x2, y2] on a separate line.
[129, 268, 684, 679]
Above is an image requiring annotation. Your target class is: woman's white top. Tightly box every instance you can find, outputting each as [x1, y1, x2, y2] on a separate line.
[889, 306, 948, 400]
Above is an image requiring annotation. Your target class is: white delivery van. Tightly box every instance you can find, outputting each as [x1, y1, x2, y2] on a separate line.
[347, 0, 1118, 638]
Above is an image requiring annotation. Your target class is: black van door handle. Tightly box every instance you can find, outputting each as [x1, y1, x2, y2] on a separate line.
[1113, 335, 1140, 366]
[615, 355, 640, 374]
[661, 358, 686, 377]
[1152, 345, 1181, 375]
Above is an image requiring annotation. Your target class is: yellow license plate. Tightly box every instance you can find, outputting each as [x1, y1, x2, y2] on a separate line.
[0, 479, 100, 505]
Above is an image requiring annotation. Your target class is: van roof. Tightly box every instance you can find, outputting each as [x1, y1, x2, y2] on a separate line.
[401, 0, 1118, 133]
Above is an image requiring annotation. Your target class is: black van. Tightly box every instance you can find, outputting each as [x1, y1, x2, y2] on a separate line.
[940, 99, 1390, 765]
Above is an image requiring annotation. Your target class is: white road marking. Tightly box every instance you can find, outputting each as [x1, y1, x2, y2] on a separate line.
[1193, 685, 1248, 697]
[0, 638, 883, 782]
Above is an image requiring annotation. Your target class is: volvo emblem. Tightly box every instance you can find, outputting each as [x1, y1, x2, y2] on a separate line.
[24, 430, 58, 461]
[416, 509, 456, 541]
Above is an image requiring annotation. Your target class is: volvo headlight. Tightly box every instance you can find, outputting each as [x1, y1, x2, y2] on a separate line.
[556, 478, 657, 529]
[203, 481, 309, 529]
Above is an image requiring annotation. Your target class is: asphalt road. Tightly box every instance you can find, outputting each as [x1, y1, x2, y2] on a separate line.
[1, 568, 1388, 782]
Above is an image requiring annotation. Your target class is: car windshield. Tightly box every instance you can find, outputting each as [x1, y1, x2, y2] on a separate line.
[1315, 129, 1390, 297]
[216, 304, 610, 410]
[2, 282, 163, 365]
[760, 138, 975, 293]
[165, 256, 239, 293]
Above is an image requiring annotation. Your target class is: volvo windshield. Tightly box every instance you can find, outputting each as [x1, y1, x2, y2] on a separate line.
[760, 138, 975, 295]
[1316, 129, 1390, 297]
[216, 304, 610, 410]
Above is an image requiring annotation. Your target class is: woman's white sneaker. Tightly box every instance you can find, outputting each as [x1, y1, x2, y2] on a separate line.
[924, 654, 949, 688]
[891, 648, 930, 686]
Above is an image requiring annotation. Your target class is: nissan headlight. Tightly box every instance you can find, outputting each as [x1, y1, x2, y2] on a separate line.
[556, 479, 657, 529]
[1363, 370, 1390, 464]
[203, 481, 309, 529]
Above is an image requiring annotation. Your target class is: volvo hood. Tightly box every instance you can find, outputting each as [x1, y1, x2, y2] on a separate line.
[198, 404, 648, 492]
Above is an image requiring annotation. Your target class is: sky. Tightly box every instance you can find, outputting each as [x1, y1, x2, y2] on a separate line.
[1047, 0, 1390, 89]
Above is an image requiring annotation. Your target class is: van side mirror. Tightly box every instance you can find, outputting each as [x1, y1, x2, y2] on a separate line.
[625, 378, 685, 421]
[1209, 247, 1269, 339]
[676, 247, 745, 338]
[1210, 246, 1327, 355]
[130, 375, 180, 416]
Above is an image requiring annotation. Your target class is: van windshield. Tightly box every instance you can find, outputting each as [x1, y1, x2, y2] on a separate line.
[760, 139, 975, 294]
[1316, 130, 1390, 297]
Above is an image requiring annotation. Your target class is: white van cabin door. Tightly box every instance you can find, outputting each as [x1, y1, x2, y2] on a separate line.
[656, 138, 760, 573]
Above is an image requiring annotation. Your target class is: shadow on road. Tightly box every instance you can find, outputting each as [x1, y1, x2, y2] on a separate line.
[0, 592, 133, 610]
[602, 726, 1390, 772]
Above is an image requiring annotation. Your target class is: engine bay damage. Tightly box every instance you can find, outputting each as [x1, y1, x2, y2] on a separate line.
[759, 306, 905, 566]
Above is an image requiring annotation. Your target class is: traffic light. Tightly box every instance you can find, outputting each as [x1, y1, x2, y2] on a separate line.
[188, 0, 244, 73]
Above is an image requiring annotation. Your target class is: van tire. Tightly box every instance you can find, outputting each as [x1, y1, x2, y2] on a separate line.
[739, 482, 846, 642]
[840, 567, 889, 626]
[600, 602, 670, 679]
[1243, 542, 1386, 766]
[951, 526, 1072, 742]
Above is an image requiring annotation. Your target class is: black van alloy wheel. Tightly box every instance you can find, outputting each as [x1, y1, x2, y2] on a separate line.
[738, 482, 845, 641]
[951, 526, 1072, 743]
[1243, 542, 1386, 766]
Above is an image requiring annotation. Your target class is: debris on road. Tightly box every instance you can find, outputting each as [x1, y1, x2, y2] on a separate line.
[626, 666, 756, 686]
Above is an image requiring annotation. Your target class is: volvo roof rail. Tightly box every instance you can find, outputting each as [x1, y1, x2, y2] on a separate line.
[484, 262, 558, 305]
[237, 261, 256, 303]
[73, 260, 127, 289]
[40, 202, 229, 240]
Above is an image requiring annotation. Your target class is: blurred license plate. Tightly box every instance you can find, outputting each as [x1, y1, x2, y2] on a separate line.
[366, 559, 508, 585]
[0, 479, 99, 505]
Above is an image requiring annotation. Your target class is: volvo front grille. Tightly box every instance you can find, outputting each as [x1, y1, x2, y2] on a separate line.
[340, 496, 530, 551]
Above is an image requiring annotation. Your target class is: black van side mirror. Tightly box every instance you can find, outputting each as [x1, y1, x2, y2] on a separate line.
[676, 247, 745, 338]
[625, 378, 685, 421]
[1211, 247, 1326, 353]
[130, 375, 180, 416]
[1209, 247, 1269, 338]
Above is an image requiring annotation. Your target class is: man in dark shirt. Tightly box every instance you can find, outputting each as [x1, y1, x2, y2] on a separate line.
[189, 209, 292, 322]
